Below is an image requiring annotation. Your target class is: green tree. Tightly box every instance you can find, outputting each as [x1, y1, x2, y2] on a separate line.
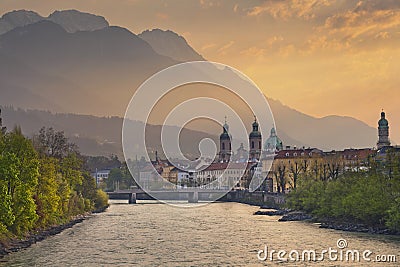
[35, 158, 61, 227]
[2, 129, 39, 235]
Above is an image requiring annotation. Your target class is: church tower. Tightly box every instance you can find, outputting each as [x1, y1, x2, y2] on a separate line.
[0, 108, 6, 135]
[249, 116, 262, 161]
[377, 110, 390, 149]
[218, 118, 232, 162]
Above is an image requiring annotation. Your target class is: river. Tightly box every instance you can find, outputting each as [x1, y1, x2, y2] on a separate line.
[1, 200, 399, 266]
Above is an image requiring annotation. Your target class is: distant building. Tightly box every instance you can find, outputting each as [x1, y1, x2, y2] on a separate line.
[0, 108, 6, 134]
[92, 169, 111, 185]
[233, 143, 248, 163]
[196, 162, 253, 189]
[249, 116, 262, 161]
[218, 118, 232, 162]
[377, 110, 390, 149]
[264, 127, 283, 153]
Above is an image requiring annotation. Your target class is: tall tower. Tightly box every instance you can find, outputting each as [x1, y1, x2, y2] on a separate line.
[218, 117, 231, 162]
[377, 110, 390, 149]
[249, 116, 262, 161]
[0, 108, 6, 134]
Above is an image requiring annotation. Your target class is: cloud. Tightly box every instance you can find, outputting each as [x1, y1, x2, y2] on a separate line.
[201, 43, 217, 51]
[217, 41, 234, 55]
[267, 35, 284, 46]
[199, 0, 221, 8]
[240, 46, 266, 59]
[321, 9, 400, 41]
[246, 0, 334, 20]
[233, 3, 239, 13]
[155, 12, 169, 20]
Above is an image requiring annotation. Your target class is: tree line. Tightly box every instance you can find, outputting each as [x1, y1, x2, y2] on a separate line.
[0, 126, 109, 238]
[285, 150, 400, 231]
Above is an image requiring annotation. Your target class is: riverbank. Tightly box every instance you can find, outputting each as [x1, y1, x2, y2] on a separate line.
[254, 208, 400, 235]
[0, 206, 108, 258]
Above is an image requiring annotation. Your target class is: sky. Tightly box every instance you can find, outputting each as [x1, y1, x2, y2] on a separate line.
[1, 0, 400, 143]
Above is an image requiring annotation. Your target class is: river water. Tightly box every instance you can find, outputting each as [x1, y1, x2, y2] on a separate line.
[1, 200, 399, 266]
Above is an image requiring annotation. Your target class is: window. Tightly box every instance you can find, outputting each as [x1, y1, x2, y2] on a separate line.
[252, 141, 255, 149]
[222, 143, 225, 150]
[259, 141, 261, 149]
[286, 153, 289, 157]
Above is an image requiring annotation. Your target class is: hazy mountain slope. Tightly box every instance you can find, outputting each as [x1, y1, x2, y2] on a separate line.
[0, 10, 43, 35]
[0, 20, 177, 115]
[139, 29, 205, 61]
[1, 107, 218, 159]
[48, 10, 109, 33]
[0, 9, 108, 35]
[268, 99, 376, 150]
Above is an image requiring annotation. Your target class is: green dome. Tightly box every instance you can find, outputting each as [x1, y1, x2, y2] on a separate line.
[264, 127, 283, 151]
[379, 111, 389, 127]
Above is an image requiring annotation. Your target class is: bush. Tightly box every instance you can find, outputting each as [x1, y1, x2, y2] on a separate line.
[93, 189, 109, 210]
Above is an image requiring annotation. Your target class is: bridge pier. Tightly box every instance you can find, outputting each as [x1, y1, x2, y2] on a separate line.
[128, 193, 137, 204]
[188, 191, 198, 203]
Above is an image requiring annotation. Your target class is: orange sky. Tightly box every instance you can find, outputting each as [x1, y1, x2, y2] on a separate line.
[1, 0, 400, 143]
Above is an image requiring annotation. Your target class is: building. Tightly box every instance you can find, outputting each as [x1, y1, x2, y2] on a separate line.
[218, 118, 232, 162]
[264, 127, 283, 153]
[0, 108, 6, 134]
[92, 169, 111, 185]
[233, 143, 248, 163]
[196, 162, 253, 189]
[377, 110, 390, 149]
[249, 116, 262, 161]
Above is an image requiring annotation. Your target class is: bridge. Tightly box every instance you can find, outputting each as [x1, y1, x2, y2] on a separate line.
[107, 188, 230, 203]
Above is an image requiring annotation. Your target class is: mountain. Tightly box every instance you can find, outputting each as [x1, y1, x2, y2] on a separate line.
[0, 10, 43, 35]
[139, 29, 205, 61]
[48, 10, 109, 33]
[0, 20, 177, 115]
[0, 107, 218, 160]
[268, 99, 376, 150]
[0, 9, 108, 35]
[0, 9, 378, 151]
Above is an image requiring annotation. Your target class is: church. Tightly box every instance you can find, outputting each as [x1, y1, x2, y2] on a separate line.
[217, 116, 268, 163]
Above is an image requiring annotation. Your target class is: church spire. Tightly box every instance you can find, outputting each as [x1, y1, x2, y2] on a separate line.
[377, 109, 390, 149]
[219, 116, 231, 162]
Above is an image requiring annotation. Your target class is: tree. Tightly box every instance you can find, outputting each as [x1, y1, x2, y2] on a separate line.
[273, 161, 287, 193]
[34, 127, 77, 159]
[35, 158, 61, 227]
[289, 160, 301, 189]
[107, 168, 123, 191]
[2, 129, 39, 235]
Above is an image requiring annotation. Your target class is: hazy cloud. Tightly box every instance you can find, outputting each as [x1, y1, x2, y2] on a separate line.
[247, 0, 334, 20]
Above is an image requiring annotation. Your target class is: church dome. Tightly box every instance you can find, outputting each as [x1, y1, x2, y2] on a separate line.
[379, 111, 389, 127]
[264, 127, 283, 151]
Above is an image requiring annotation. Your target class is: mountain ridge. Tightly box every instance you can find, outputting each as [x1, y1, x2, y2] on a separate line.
[0, 9, 378, 152]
